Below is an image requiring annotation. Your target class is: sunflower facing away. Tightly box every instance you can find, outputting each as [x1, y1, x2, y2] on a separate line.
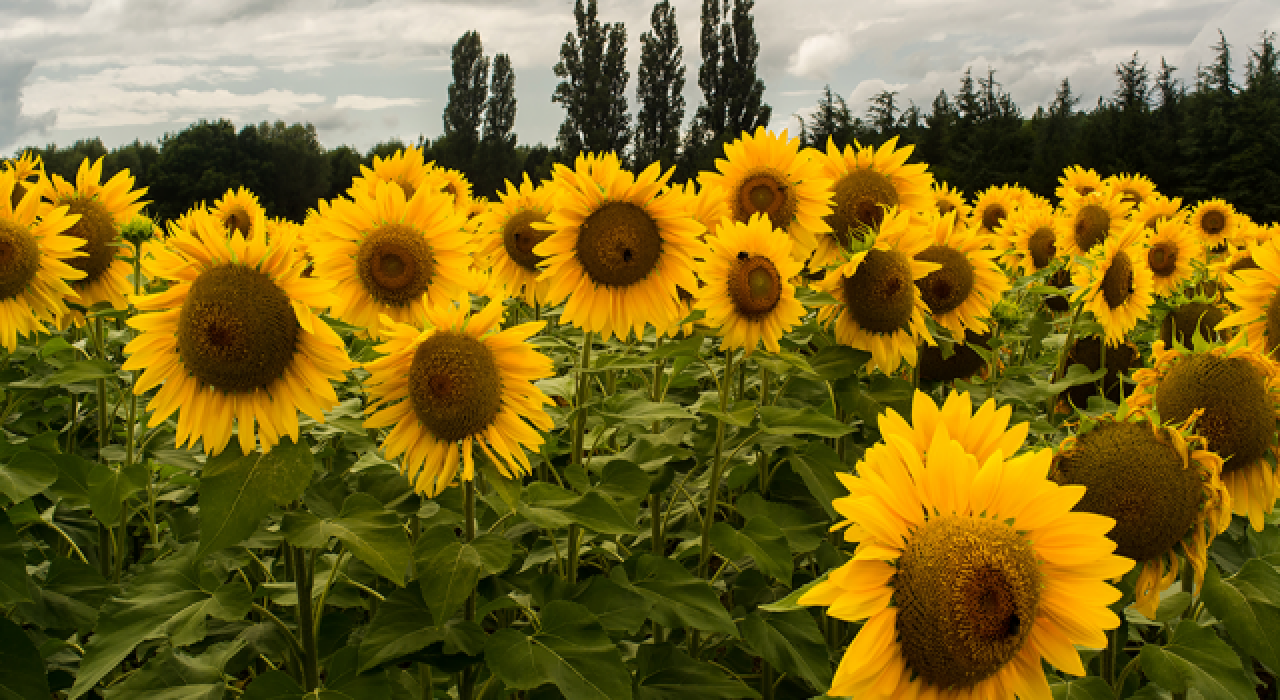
[1142, 217, 1198, 297]
[1188, 199, 1236, 252]
[698, 126, 832, 262]
[1051, 409, 1229, 618]
[0, 171, 86, 351]
[931, 181, 971, 220]
[534, 153, 701, 341]
[801, 390, 1131, 699]
[41, 157, 147, 313]
[1004, 205, 1066, 276]
[474, 174, 556, 305]
[363, 299, 554, 497]
[695, 213, 805, 355]
[1059, 188, 1133, 258]
[970, 185, 1019, 237]
[2, 151, 43, 210]
[1056, 165, 1104, 201]
[1072, 222, 1154, 346]
[307, 180, 474, 338]
[124, 215, 353, 456]
[210, 187, 267, 241]
[813, 136, 932, 266]
[818, 207, 939, 373]
[914, 211, 1009, 339]
[1131, 340, 1280, 530]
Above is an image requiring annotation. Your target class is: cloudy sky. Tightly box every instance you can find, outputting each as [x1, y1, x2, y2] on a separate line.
[2, 0, 1277, 155]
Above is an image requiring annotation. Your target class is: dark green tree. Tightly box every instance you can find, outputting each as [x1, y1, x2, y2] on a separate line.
[633, 0, 686, 171]
[472, 52, 522, 198]
[801, 85, 855, 150]
[552, 0, 631, 159]
[441, 30, 490, 171]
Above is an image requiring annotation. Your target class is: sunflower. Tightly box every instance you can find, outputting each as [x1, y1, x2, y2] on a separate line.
[669, 178, 730, 240]
[697, 126, 832, 262]
[474, 174, 556, 306]
[1131, 194, 1184, 231]
[210, 187, 267, 241]
[426, 165, 474, 211]
[363, 299, 554, 497]
[1218, 238, 1280, 356]
[970, 185, 1019, 236]
[1059, 188, 1133, 257]
[1004, 205, 1066, 276]
[1143, 217, 1198, 297]
[812, 136, 932, 266]
[307, 180, 474, 338]
[1104, 173, 1157, 207]
[1072, 223, 1154, 346]
[1055, 165, 1104, 201]
[123, 215, 352, 456]
[1160, 300, 1226, 349]
[1188, 199, 1236, 252]
[1210, 240, 1262, 293]
[350, 146, 443, 202]
[931, 181, 970, 220]
[1, 151, 43, 210]
[695, 213, 805, 354]
[914, 211, 1008, 338]
[817, 207, 939, 373]
[1051, 410, 1230, 618]
[533, 153, 701, 341]
[1131, 340, 1280, 530]
[801, 390, 1130, 699]
[0, 171, 86, 350]
[41, 157, 147, 314]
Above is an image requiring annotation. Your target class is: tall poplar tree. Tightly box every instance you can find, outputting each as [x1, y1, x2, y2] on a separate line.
[552, 0, 631, 159]
[441, 31, 489, 170]
[483, 53, 517, 147]
[634, 0, 686, 170]
[683, 0, 770, 173]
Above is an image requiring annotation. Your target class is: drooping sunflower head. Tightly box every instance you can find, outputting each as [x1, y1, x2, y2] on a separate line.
[1189, 199, 1236, 252]
[1, 151, 44, 210]
[913, 211, 1009, 339]
[534, 155, 701, 341]
[1220, 238, 1280, 356]
[969, 185, 1019, 236]
[306, 179, 474, 338]
[1005, 204, 1066, 275]
[1104, 172, 1158, 207]
[1060, 187, 1133, 257]
[931, 180, 971, 220]
[1072, 223, 1154, 346]
[1142, 217, 1198, 297]
[695, 213, 806, 355]
[41, 157, 147, 314]
[474, 174, 556, 305]
[210, 186, 267, 241]
[1131, 341, 1280, 530]
[363, 299, 554, 497]
[1056, 164, 1104, 201]
[813, 136, 932, 265]
[1051, 410, 1229, 618]
[1160, 300, 1227, 349]
[698, 126, 833, 261]
[350, 145, 440, 202]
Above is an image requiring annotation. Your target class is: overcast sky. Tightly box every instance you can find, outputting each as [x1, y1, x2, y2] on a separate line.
[2, 0, 1277, 155]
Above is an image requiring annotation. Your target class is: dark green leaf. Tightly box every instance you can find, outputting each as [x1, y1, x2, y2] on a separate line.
[198, 439, 314, 558]
[291, 493, 411, 584]
[806, 345, 871, 381]
[619, 555, 736, 638]
[710, 517, 792, 583]
[87, 461, 147, 526]
[1138, 619, 1256, 700]
[786, 444, 848, 520]
[7, 358, 117, 389]
[1049, 676, 1114, 700]
[758, 406, 852, 438]
[418, 534, 509, 624]
[573, 575, 651, 634]
[322, 647, 391, 699]
[759, 573, 827, 613]
[0, 450, 57, 505]
[47, 453, 95, 503]
[484, 600, 632, 700]
[1200, 559, 1280, 671]
[102, 640, 243, 699]
[242, 671, 305, 700]
[358, 588, 442, 672]
[0, 510, 30, 605]
[0, 617, 49, 700]
[740, 610, 832, 692]
[523, 484, 637, 535]
[735, 493, 826, 554]
[15, 556, 111, 634]
[599, 391, 694, 427]
[634, 643, 758, 700]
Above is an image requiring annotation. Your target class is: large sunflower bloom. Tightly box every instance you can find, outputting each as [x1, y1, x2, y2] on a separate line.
[1051, 409, 1229, 619]
[695, 213, 805, 354]
[41, 157, 147, 313]
[210, 186, 267, 241]
[1143, 217, 1198, 297]
[1, 151, 43, 209]
[818, 207, 939, 373]
[1072, 223, 1154, 346]
[0, 172, 86, 350]
[1131, 340, 1280, 530]
[363, 300, 554, 497]
[801, 390, 1131, 699]
[697, 126, 832, 262]
[1220, 238, 1280, 356]
[124, 216, 353, 456]
[914, 211, 1009, 338]
[1056, 165, 1104, 201]
[1060, 188, 1133, 257]
[813, 136, 932, 266]
[533, 153, 701, 341]
[307, 181, 474, 338]
[474, 174, 556, 306]
[1188, 199, 1235, 252]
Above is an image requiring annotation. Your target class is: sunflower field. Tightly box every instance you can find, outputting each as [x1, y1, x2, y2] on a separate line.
[1, 126, 1279, 700]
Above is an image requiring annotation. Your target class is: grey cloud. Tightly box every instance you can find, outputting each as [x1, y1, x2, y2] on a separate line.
[0, 58, 56, 153]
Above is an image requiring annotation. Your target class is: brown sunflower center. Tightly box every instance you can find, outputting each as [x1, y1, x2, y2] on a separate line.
[502, 209, 550, 272]
[1156, 353, 1274, 473]
[396, 178, 417, 200]
[9, 180, 30, 210]
[1228, 255, 1258, 275]
[356, 223, 435, 306]
[727, 253, 782, 318]
[1147, 242, 1179, 277]
[734, 171, 797, 232]
[64, 197, 119, 287]
[577, 201, 662, 288]
[936, 198, 956, 216]
[176, 264, 299, 393]
[981, 204, 1008, 232]
[842, 248, 915, 334]
[1160, 302, 1224, 349]
[224, 208, 251, 238]
[1045, 268, 1073, 312]
[895, 514, 1041, 690]
[1120, 187, 1144, 206]
[1073, 204, 1111, 253]
[1078, 185, 1097, 196]
[0, 219, 40, 301]
[827, 169, 900, 243]
[1101, 251, 1134, 309]
[407, 330, 503, 443]
[915, 244, 975, 315]
[1201, 210, 1226, 236]
[1051, 421, 1205, 562]
[1028, 227, 1057, 269]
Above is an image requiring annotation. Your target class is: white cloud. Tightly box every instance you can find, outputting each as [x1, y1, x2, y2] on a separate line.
[334, 95, 425, 111]
[787, 33, 855, 80]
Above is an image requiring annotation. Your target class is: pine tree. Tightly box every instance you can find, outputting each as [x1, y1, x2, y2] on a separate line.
[634, 0, 686, 170]
[867, 90, 900, 133]
[1114, 52, 1151, 112]
[441, 31, 490, 169]
[552, 0, 631, 160]
[803, 85, 854, 149]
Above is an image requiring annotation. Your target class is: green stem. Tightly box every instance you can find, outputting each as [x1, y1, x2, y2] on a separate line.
[699, 349, 736, 579]
[113, 501, 127, 583]
[761, 659, 775, 700]
[460, 482, 476, 700]
[420, 663, 433, 700]
[1101, 628, 1116, 686]
[293, 547, 319, 692]
[567, 334, 593, 585]
[1114, 656, 1140, 698]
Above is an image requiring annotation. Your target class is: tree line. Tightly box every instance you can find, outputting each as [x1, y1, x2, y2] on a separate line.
[12, 0, 1277, 225]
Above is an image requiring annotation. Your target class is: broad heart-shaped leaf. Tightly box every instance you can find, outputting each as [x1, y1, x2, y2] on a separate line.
[710, 517, 793, 583]
[598, 390, 694, 427]
[735, 492, 826, 554]
[282, 493, 411, 584]
[1200, 559, 1280, 671]
[242, 671, 306, 699]
[757, 406, 852, 438]
[6, 358, 117, 390]
[87, 461, 147, 526]
[572, 574, 652, 634]
[358, 587, 442, 672]
[739, 610, 832, 693]
[521, 483, 638, 535]
[786, 443, 848, 520]
[418, 533, 512, 625]
[15, 557, 113, 635]
[322, 647, 392, 699]
[1049, 676, 1114, 700]
[1138, 619, 1256, 700]
[0, 509, 31, 604]
[634, 643, 759, 700]
[806, 345, 871, 381]
[102, 639, 243, 699]
[616, 554, 737, 638]
[0, 617, 49, 700]
[484, 600, 632, 700]
[0, 449, 57, 505]
[197, 438, 314, 559]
